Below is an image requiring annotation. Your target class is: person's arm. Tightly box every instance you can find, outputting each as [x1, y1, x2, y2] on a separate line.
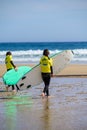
[10, 61, 16, 68]
[50, 66, 53, 74]
[50, 66, 53, 77]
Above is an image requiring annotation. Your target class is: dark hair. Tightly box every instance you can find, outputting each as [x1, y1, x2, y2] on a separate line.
[43, 49, 49, 56]
[6, 51, 12, 56]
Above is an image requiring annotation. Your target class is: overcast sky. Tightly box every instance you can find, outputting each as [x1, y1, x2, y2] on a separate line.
[0, 0, 87, 42]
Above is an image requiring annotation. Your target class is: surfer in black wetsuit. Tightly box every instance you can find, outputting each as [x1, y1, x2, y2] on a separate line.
[40, 49, 53, 97]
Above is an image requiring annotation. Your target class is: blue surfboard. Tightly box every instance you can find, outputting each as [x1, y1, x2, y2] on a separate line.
[3, 66, 32, 85]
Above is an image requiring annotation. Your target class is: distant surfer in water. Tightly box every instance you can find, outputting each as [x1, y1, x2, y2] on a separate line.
[40, 49, 53, 97]
[5, 51, 19, 92]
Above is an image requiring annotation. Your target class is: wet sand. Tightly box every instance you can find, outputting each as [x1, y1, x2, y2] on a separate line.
[0, 64, 87, 130]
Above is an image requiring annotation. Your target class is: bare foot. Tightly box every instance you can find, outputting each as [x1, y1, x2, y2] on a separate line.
[41, 92, 45, 97]
[12, 90, 17, 95]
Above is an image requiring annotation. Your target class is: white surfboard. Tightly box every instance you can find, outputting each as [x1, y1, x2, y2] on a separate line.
[17, 50, 74, 90]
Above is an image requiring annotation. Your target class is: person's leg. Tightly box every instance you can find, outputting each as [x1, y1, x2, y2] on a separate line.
[12, 85, 17, 94]
[43, 85, 46, 94]
[15, 84, 20, 91]
[45, 74, 51, 96]
[42, 73, 51, 96]
[6, 85, 10, 91]
[12, 85, 15, 90]
[46, 87, 49, 96]
[41, 73, 46, 96]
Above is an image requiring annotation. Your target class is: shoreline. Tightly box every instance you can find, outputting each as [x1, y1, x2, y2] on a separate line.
[0, 64, 87, 78]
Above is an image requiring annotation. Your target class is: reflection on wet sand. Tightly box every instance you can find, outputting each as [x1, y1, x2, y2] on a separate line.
[41, 98, 50, 130]
[0, 77, 87, 130]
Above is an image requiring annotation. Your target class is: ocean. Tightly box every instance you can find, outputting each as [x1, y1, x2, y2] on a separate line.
[0, 42, 87, 64]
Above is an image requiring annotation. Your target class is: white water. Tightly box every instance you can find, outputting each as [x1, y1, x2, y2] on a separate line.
[0, 49, 87, 64]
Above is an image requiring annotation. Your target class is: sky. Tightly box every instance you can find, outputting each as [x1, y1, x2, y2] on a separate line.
[0, 0, 87, 42]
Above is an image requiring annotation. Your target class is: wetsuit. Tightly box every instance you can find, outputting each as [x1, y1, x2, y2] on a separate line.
[40, 55, 53, 96]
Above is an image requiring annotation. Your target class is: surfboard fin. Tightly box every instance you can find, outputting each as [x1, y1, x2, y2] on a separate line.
[27, 85, 31, 89]
[22, 76, 26, 80]
[20, 83, 24, 87]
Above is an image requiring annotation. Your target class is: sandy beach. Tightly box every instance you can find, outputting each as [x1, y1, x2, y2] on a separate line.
[0, 64, 87, 130]
[0, 64, 87, 77]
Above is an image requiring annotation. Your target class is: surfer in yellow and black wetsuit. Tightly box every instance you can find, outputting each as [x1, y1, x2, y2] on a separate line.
[40, 49, 53, 97]
[5, 51, 19, 92]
